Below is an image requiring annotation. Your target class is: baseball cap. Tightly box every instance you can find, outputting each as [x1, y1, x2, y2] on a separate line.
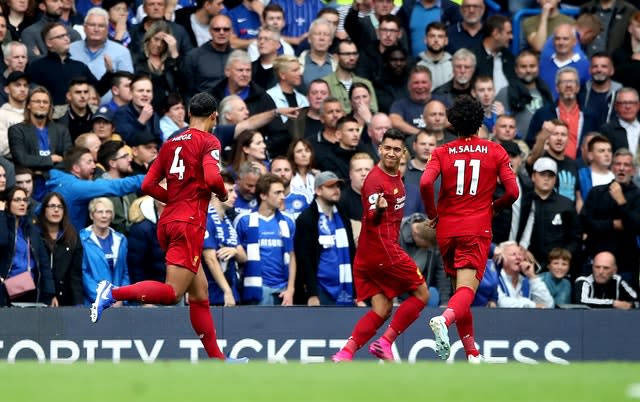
[91, 106, 114, 123]
[6, 71, 28, 85]
[314, 171, 344, 189]
[532, 157, 557, 175]
[128, 131, 159, 147]
[500, 140, 521, 157]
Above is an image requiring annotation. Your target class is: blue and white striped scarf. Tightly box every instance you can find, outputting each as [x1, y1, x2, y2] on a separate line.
[243, 210, 292, 303]
[317, 205, 353, 305]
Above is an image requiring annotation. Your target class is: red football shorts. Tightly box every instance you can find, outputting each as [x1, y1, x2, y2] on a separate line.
[157, 221, 205, 273]
[353, 251, 425, 302]
[438, 235, 491, 281]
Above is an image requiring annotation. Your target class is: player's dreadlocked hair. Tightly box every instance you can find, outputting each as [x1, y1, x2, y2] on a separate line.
[189, 92, 218, 118]
[448, 95, 484, 137]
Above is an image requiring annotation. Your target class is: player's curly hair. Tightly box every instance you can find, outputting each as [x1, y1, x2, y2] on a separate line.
[189, 92, 218, 118]
[448, 95, 484, 137]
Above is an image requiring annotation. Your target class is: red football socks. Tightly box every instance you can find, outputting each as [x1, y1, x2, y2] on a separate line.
[456, 310, 480, 357]
[383, 296, 426, 343]
[189, 298, 225, 360]
[442, 286, 475, 327]
[344, 310, 386, 354]
[112, 281, 177, 305]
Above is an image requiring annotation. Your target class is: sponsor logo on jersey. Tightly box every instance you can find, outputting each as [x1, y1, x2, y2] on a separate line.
[211, 149, 220, 161]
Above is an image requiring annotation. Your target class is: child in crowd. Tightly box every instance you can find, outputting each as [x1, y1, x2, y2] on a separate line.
[540, 248, 572, 306]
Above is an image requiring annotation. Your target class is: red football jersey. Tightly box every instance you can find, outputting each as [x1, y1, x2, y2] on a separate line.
[142, 128, 224, 228]
[356, 165, 407, 264]
[420, 136, 518, 238]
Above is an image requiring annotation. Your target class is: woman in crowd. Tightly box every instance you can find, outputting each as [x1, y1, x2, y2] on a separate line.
[80, 197, 129, 306]
[2, 0, 36, 40]
[229, 130, 269, 177]
[348, 82, 374, 129]
[0, 186, 56, 307]
[37, 192, 83, 306]
[159, 93, 187, 142]
[287, 138, 317, 204]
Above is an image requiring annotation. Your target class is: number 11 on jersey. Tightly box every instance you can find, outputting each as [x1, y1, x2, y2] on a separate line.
[454, 159, 480, 195]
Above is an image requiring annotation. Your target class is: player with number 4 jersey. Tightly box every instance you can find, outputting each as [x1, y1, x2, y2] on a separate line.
[89, 93, 247, 363]
[420, 96, 518, 363]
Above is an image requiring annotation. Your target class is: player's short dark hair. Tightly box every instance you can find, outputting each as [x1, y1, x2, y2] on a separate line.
[189, 92, 218, 118]
[64, 146, 91, 172]
[381, 128, 405, 143]
[448, 95, 484, 137]
[97, 140, 126, 170]
[255, 173, 283, 202]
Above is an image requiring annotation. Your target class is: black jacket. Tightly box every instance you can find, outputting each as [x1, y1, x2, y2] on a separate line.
[293, 199, 356, 304]
[173, 6, 199, 48]
[600, 116, 633, 154]
[0, 212, 55, 306]
[492, 170, 533, 244]
[470, 42, 518, 85]
[40, 229, 83, 306]
[8, 121, 72, 175]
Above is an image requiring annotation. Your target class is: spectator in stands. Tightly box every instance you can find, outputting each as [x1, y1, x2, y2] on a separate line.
[74, 134, 102, 168]
[471, 75, 505, 132]
[0, 164, 6, 199]
[184, 14, 232, 98]
[397, 148, 424, 217]
[272, 0, 321, 51]
[292, 78, 329, 140]
[69, 7, 134, 81]
[21, 0, 82, 58]
[577, 135, 614, 200]
[575, 251, 638, 308]
[323, 116, 363, 179]
[251, 26, 280, 91]
[354, 14, 404, 83]
[323, 40, 377, 115]
[45, 146, 143, 230]
[523, 0, 575, 53]
[492, 115, 530, 157]
[158, 93, 187, 141]
[247, 5, 294, 62]
[404, 130, 436, 189]
[390, 65, 432, 136]
[600, 87, 640, 157]
[445, 0, 484, 54]
[54, 77, 96, 142]
[14, 166, 39, 215]
[203, 173, 245, 306]
[345, 0, 402, 51]
[37, 191, 83, 306]
[581, 0, 637, 57]
[433, 48, 476, 108]
[233, 161, 261, 215]
[0, 186, 57, 307]
[310, 97, 345, 166]
[540, 247, 572, 306]
[527, 68, 595, 161]
[0, 71, 28, 161]
[287, 138, 317, 204]
[90, 106, 121, 144]
[403, 0, 460, 57]
[102, 71, 133, 113]
[129, 0, 192, 64]
[0, 42, 28, 105]
[496, 50, 554, 139]
[472, 259, 499, 307]
[174, 0, 224, 47]
[471, 15, 515, 97]
[80, 196, 129, 306]
[128, 131, 158, 175]
[338, 152, 373, 227]
[578, 53, 621, 130]
[97, 140, 137, 233]
[424, 99, 456, 146]
[580, 148, 640, 288]
[127, 195, 166, 285]
[102, 0, 132, 47]
[374, 46, 410, 115]
[113, 74, 162, 145]
[517, 157, 581, 270]
[270, 156, 308, 219]
[496, 241, 555, 308]
[361, 113, 391, 164]
[613, 12, 640, 90]
[2, 0, 37, 41]
[539, 24, 590, 100]
[267, 55, 308, 128]
[418, 22, 452, 90]
[236, 173, 296, 305]
[229, 130, 268, 177]
[294, 170, 356, 305]
[347, 83, 375, 131]
[298, 18, 336, 92]
[9, 86, 71, 201]
[223, 0, 261, 49]
[26, 22, 110, 106]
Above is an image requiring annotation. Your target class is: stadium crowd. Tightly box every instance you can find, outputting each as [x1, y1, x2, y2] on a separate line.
[0, 0, 638, 309]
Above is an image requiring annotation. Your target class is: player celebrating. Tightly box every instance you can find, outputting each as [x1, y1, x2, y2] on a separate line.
[420, 95, 518, 362]
[90, 93, 242, 362]
[332, 129, 430, 362]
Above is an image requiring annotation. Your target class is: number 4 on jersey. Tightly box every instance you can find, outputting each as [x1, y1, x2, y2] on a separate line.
[454, 159, 480, 195]
[170, 146, 185, 180]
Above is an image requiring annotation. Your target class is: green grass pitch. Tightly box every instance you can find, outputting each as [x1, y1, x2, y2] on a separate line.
[2, 361, 639, 402]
